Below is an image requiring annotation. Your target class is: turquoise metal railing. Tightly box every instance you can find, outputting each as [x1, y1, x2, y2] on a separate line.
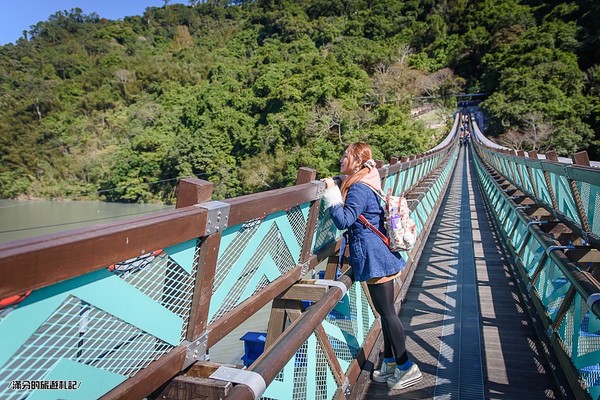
[471, 120, 600, 400]
[0, 242, 198, 399]
[0, 114, 460, 400]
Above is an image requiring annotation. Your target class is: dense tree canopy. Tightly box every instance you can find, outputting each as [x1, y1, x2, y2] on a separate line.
[0, 0, 598, 202]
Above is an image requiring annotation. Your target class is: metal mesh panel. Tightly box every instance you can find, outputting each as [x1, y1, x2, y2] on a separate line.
[550, 172, 581, 225]
[511, 162, 523, 188]
[411, 205, 423, 232]
[328, 335, 357, 366]
[213, 219, 261, 291]
[511, 219, 528, 253]
[578, 307, 600, 391]
[288, 205, 308, 249]
[493, 193, 504, 214]
[532, 168, 552, 206]
[519, 164, 535, 195]
[112, 248, 197, 340]
[0, 295, 172, 399]
[503, 208, 517, 236]
[384, 174, 396, 196]
[313, 203, 340, 252]
[406, 167, 416, 189]
[361, 288, 375, 335]
[355, 282, 375, 343]
[262, 334, 338, 400]
[534, 259, 569, 321]
[498, 200, 510, 223]
[422, 190, 434, 211]
[397, 170, 408, 194]
[325, 309, 355, 340]
[293, 342, 309, 399]
[313, 338, 336, 400]
[211, 209, 306, 322]
[578, 181, 600, 237]
[522, 235, 545, 276]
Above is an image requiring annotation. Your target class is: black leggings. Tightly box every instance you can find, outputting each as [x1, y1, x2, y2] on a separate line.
[367, 280, 409, 365]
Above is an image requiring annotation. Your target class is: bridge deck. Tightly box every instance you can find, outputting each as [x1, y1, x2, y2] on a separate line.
[353, 148, 560, 399]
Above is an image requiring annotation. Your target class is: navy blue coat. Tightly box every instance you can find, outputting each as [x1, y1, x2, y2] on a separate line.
[328, 182, 406, 282]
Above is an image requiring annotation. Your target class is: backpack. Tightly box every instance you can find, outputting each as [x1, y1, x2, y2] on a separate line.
[358, 187, 417, 252]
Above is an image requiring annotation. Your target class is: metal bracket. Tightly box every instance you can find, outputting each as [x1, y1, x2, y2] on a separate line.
[210, 366, 266, 400]
[527, 220, 544, 229]
[581, 231, 590, 246]
[312, 179, 326, 199]
[381, 165, 390, 179]
[342, 377, 351, 398]
[198, 201, 230, 235]
[545, 245, 575, 257]
[299, 259, 311, 277]
[587, 293, 600, 309]
[182, 332, 208, 370]
[314, 279, 347, 295]
[515, 205, 529, 210]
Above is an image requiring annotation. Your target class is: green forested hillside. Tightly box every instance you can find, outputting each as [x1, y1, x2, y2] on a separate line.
[0, 0, 598, 202]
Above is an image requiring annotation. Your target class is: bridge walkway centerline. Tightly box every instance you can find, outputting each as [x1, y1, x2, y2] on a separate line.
[353, 146, 561, 399]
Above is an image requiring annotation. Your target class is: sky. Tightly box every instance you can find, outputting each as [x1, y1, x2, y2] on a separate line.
[0, 1, 188, 45]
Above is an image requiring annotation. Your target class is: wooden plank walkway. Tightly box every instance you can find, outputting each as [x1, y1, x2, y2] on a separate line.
[352, 147, 561, 399]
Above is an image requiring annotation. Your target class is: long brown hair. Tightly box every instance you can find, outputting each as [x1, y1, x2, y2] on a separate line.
[340, 142, 372, 200]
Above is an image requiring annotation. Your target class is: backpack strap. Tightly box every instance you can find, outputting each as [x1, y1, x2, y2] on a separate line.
[358, 214, 390, 247]
[361, 184, 386, 203]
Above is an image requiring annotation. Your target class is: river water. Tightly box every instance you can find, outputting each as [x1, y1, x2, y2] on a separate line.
[0, 199, 174, 244]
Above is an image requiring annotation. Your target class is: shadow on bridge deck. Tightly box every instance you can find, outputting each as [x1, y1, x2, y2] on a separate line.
[353, 146, 560, 399]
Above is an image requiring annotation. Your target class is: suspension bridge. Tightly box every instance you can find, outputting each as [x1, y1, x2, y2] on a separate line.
[0, 111, 598, 400]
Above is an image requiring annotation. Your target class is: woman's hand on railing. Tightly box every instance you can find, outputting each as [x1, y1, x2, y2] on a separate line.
[321, 178, 335, 189]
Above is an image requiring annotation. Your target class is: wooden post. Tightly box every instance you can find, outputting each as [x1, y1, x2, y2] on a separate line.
[296, 167, 316, 185]
[573, 151, 590, 167]
[174, 179, 220, 343]
[545, 151, 558, 162]
[187, 232, 221, 340]
[176, 178, 214, 208]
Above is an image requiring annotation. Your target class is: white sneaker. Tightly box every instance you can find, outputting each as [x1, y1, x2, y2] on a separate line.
[387, 364, 422, 390]
[372, 362, 395, 383]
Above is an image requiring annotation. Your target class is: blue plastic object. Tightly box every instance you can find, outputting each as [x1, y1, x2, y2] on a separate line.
[317, 268, 341, 279]
[240, 332, 266, 367]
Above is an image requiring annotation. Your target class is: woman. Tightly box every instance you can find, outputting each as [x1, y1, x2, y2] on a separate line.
[322, 142, 422, 390]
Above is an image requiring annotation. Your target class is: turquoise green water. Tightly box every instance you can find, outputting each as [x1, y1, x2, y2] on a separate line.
[0, 200, 174, 244]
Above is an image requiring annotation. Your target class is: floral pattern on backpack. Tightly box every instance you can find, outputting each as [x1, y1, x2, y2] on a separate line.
[358, 187, 417, 252]
[383, 190, 417, 251]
